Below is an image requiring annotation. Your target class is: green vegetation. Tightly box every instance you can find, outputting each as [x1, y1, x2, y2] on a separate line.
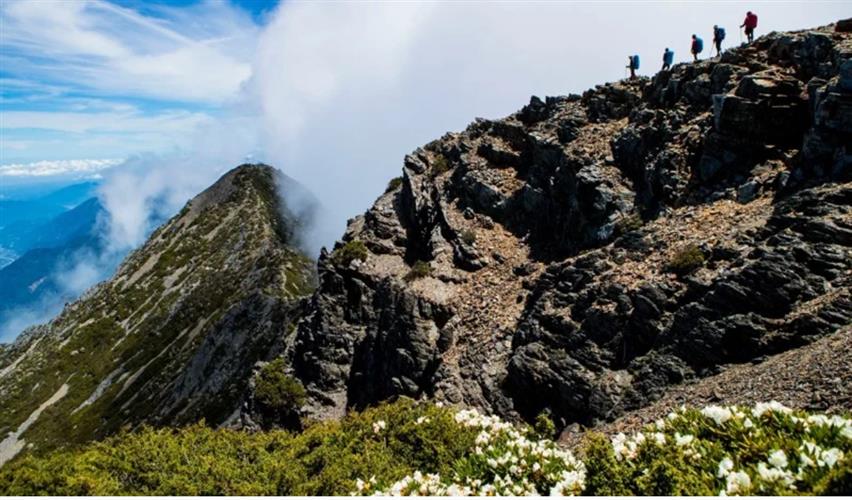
[668, 244, 706, 275]
[534, 412, 557, 440]
[582, 403, 852, 495]
[385, 176, 403, 193]
[252, 358, 305, 428]
[0, 399, 477, 496]
[615, 213, 644, 235]
[404, 260, 432, 282]
[430, 154, 450, 178]
[460, 229, 477, 246]
[3, 401, 848, 496]
[331, 240, 369, 267]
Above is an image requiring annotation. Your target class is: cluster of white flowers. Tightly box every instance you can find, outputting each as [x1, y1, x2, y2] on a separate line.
[357, 407, 585, 496]
[372, 420, 387, 434]
[604, 403, 850, 496]
[354, 402, 849, 497]
[701, 405, 734, 426]
[752, 401, 793, 418]
[611, 432, 647, 461]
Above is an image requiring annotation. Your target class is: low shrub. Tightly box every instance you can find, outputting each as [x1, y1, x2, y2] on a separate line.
[252, 358, 305, 427]
[460, 229, 477, 246]
[385, 177, 403, 193]
[404, 260, 432, 282]
[582, 402, 852, 496]
[668, 244, 705, 275]
[331, 240, 368, 267]
[615, 213, 644, 235]
[1, 401, 848, 496]
[430, 154, 450, 178]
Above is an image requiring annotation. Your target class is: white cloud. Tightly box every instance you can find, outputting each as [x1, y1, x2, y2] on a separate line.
[0, 0, 258, 103]
[0, 158, 123, 177]
[247, 1, 849, 250]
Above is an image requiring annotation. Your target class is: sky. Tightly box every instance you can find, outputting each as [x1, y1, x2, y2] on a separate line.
[1, 0, 849, 252]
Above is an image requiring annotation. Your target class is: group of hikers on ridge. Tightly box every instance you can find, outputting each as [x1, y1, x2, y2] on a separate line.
[627, 10, 758, 78]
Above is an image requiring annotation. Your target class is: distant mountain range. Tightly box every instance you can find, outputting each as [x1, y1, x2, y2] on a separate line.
[0, 182, 108, 342]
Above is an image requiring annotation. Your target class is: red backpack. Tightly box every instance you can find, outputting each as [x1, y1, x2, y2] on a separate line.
[747, 13, 758, 29]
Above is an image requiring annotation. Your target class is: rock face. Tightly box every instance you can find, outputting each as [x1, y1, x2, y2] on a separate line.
[0, 165, 316, 463]
[292, 23, 852, 428]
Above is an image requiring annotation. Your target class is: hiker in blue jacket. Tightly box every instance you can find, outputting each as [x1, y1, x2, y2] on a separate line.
[691, 34, 703, 62]
[626, 55, 639, 79]
[662, 48, 674, 71]
[713, 25, 726, 56]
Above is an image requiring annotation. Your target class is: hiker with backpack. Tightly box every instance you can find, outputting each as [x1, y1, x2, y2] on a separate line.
[627, 55, 640, 79]
[741, 11, 758, 43]
[662, 48, 674, 71]
[691, 34, 703, 62]
[713, 25, 726, 56]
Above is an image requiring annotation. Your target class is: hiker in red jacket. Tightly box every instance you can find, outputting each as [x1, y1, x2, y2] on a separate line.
[741, 11, 758, 43]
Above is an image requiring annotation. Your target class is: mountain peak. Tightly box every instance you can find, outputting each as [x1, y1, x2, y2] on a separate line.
[0, 164, 316, 463]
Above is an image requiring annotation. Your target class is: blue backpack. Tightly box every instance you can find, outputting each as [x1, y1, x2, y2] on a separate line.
[632, 55, 640, 69]
[694, 37, 704, 53]
[664, 50, 674, 65]
[716, 27, 726, 41]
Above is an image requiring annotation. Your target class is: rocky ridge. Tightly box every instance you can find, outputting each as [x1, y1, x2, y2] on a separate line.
[291, 22, 852, 431]
[0, 165, 315, 464]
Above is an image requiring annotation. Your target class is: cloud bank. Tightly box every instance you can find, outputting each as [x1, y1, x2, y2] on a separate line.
[0, 158, 122, 177]
[247, 1, 848, 251]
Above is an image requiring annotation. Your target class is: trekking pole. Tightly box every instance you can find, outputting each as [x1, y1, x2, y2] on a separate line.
[739, 28, 742, 45]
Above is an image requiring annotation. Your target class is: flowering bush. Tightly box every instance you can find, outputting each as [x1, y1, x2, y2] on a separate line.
[353, 408, 586, 496]
[1, 398, 848, 496]
[583, 402, 852, 495]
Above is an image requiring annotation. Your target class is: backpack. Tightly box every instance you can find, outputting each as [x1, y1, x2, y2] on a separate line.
[693, 37, 704, 53]
[746, 13, 757, 29]
[716, 27, 726, 41]
[632, 55, 640, 70]
[664, 50, 674, 65]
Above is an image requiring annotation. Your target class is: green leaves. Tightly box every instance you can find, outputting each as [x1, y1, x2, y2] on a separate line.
[1, 400, 849, 496]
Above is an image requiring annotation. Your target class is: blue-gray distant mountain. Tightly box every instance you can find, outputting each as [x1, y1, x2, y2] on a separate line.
[0, 197, 104, 254]
[0, 181, 99, 230]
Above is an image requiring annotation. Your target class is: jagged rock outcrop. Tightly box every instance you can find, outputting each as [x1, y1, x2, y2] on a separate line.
[292, 22, 851, 429]
[0, 165, 316, 464]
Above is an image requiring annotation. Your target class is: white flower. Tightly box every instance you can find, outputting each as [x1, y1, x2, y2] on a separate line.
[768, 450, 788, 469]
[842, 426, 852, 441]
[653, 432, 666, 446]
[415, 416, 430, 425]
[674, 433, 694, 447]
[612, 433, 628, 460]
[372, 420, 387, 434]
[819, 448, 843, 468]
[757, 463, 794, 486]
[743, 418, 754, 429]
[532, 462, 541, 473]
[725, 470, 752, 495]
[752, 401, 792, 418]
[702, 405, 733, 426]
[717, 457, 734, 478]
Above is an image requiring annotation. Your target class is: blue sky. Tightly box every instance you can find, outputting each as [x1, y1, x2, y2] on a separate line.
[0, 0, 277, 179]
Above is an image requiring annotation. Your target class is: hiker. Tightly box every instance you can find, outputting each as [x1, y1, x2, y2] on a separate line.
[691, 34, 703, 62]
[741, 11, 758, 43]
[713, 25, 726, 56]
[626, 54, 639, 79]
[662, 47, 674, 71]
